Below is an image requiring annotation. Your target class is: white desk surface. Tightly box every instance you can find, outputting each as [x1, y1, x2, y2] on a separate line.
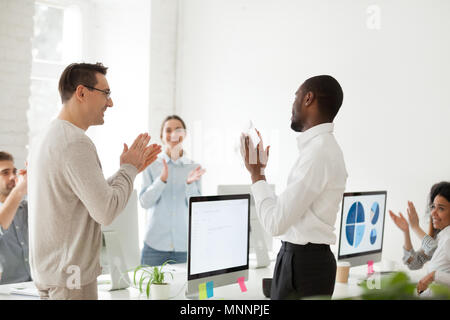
[0, 260, 427, 300]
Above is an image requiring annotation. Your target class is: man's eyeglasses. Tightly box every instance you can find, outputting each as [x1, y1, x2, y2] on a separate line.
[84, 85, 111, 100]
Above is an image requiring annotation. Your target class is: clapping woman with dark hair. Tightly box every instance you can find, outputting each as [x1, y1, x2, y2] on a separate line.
[389, 181, 450, 294]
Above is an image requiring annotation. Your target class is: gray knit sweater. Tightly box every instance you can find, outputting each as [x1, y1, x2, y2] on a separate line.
[28, 119, 137, 287]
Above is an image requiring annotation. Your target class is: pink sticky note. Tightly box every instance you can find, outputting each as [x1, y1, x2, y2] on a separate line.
[237, 277, 247, 292]
[367, 260, 374, 274]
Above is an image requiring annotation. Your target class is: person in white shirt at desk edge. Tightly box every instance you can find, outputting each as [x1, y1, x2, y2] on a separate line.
[390, 181, 450, 295]
[241, 75, 348, 300]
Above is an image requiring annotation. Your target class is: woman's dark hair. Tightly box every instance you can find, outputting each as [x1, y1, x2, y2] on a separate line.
[428, 181, 450, 237]
[160, 115, 187, 139]
[58, 62, 108, 103]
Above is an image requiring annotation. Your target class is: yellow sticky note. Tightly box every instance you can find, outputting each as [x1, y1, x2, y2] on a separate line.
[198, 282, 207, 300]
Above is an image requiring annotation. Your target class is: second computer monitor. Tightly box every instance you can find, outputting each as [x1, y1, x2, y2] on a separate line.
[186, 194, 250, 299]
[217, 184, 274, 251]
[338, 191, 387, 267]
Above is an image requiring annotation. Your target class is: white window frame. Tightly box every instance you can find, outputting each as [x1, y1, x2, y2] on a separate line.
[29, 0, 83, 148]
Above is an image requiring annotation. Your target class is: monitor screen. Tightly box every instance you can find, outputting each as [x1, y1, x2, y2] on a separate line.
[338, 191, 387, 259]
[188, 194, 250, 280]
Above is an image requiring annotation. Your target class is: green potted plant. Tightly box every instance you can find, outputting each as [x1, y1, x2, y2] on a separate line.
[306, 272, 450, 300]
[133, 260, 175, 300]
[352, 271, 450, 300]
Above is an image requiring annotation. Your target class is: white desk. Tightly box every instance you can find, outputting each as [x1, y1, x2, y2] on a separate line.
[0, 261, 427, 300]
[0, 262, 273, 300]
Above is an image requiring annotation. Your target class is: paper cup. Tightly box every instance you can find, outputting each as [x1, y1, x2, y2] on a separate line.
[336, 261, 351, 283]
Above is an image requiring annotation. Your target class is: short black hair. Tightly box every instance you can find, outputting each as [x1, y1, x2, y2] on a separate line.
[0, 151, 14, 162]
[302, 75, 343, 121]
[429, 181, 450, 205]
[58, 62, 108, 103]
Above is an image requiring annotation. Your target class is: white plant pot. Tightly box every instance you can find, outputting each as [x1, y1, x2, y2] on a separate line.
[150, 283, 170, 300]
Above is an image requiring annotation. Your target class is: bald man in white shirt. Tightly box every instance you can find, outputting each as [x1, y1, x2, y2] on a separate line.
[241, 75, 348, 300]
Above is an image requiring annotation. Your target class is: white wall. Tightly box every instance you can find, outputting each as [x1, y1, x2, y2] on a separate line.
[77, 0, 151, 248]
[148, 0, 179, 140]
[174, 0, 450, 262]
[0, 0, 34, 167]
[79, 0, 151, 178]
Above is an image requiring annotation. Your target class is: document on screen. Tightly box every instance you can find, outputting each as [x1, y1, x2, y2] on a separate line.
[190, 199, 249, 275]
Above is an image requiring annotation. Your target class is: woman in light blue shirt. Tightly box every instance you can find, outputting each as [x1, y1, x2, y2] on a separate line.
[139, 115, 205, 266]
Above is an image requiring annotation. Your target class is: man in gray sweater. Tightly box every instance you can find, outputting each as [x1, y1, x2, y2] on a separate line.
[28, 62, 161, 299]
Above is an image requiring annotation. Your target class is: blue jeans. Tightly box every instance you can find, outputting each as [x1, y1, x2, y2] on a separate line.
[140, 242, 187, 266]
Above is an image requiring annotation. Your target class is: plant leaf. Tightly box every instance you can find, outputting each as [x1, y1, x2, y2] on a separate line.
[146, 280, 151, 299]
[133, 265, 142, 286]
[430, 283, 450, 299]
[139, 274, 146, 293]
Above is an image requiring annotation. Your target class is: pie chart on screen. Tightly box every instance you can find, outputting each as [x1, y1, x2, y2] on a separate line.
[370, 202, 380, 225]
[370, 229, 377, 245]
[345, 201, 365, 247]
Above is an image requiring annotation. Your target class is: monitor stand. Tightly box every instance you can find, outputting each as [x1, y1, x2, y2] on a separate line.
[378, 259, 398, 274]
[100, 231, 131, 290]
[350, 260, 396, 285]
[185, 291, 198, 300]
[185, 279, 240, 300]
[347, 261, 375, 283]
[185, 292, 226, 300]
[249, 218, 270, 268]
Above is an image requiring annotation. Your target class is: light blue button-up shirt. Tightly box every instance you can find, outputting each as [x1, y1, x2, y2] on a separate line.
[139, 152, 202, 252]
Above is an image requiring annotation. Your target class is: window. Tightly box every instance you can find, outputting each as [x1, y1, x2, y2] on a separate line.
[32, 4, 65, 62]
[28, 1, 81, 148]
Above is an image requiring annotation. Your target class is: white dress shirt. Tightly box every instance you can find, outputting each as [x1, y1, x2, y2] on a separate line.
[427, 225, 450, 286]
[251, 123, 348, 245]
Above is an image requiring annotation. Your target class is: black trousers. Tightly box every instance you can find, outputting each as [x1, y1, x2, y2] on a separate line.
[270, 241, 337, 300]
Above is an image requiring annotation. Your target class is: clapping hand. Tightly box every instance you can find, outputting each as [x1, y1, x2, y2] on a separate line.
[187, 166, 206, 185]
[14, 166, 28, 196]
[160, 159, 169, 183]
[417, 271, 435, 294]
[240, 129, 270, 183]
[389, 210, 409, 233]
[406, 201, 420, 230]
[120, 133, 162, 173]
[139, 143, 162, 173]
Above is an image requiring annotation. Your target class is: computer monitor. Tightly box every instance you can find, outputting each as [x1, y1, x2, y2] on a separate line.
[186, 194, 250, 299]
[337, 191, 387, 267]
[217, 184, 274, 268]
[100, 189, 141, 290]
